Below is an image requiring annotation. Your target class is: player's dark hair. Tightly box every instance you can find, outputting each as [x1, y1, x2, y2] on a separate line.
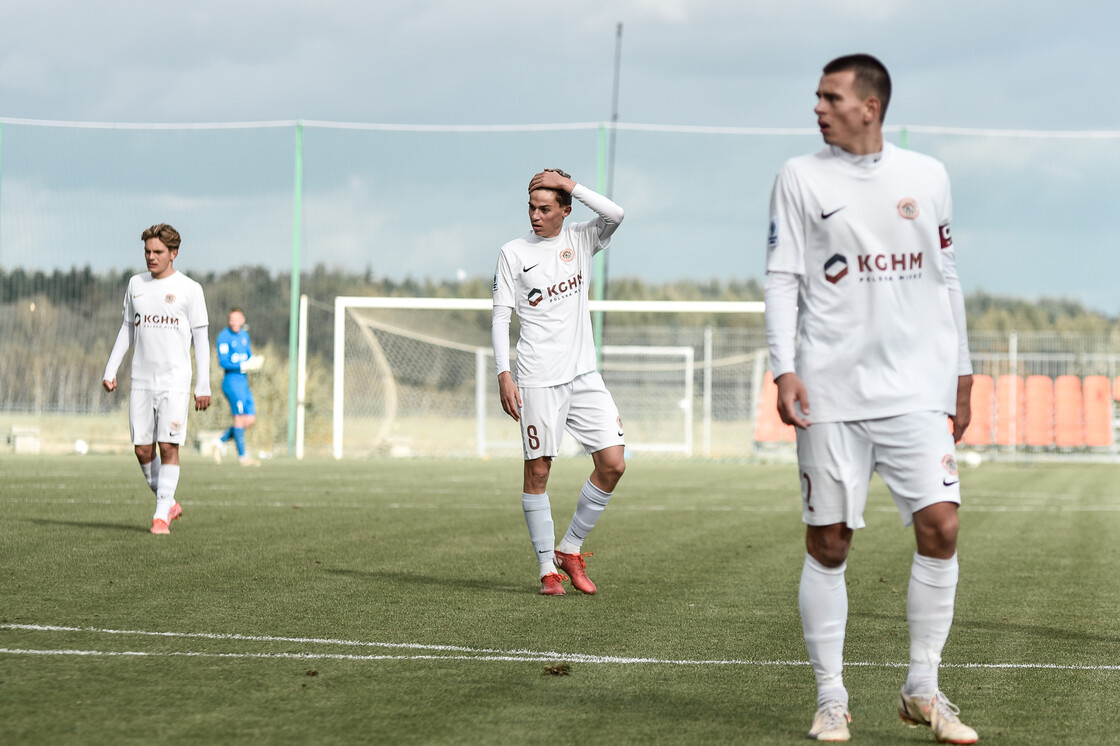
[537, 168, 573, 207]
[141, 223, 182, 252]
[823, 54, 891, 122]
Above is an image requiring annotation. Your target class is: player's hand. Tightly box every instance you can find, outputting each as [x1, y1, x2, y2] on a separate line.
[102, 378, 117, 393]
[194, 394, 211, 411]
[497, 371, 522, 422]
[775, 372, 811, 429]
[529, 170, 574, 194]
[951, 374, 973, 443]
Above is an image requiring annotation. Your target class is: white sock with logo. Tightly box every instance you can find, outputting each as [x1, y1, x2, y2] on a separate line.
[800, 553, 849, 709]
[522, 492, 556, 577]
[904, 552, 959, 697]
[558, 479, 612, 554]
[154, 464, 180, 522]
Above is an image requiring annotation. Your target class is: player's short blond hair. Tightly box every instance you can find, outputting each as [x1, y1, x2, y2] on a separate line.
[141, 223, 181, 252]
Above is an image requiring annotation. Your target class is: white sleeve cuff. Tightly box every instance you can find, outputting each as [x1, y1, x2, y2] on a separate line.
[192, 326, 212, 396]
[764, 271, 800, 378]
[492, 305, 512, 376]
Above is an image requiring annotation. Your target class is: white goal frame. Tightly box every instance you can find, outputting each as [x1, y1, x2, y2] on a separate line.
[331, 296, 764, 459]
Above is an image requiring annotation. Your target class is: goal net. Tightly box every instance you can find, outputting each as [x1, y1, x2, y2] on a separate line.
[332, 297, 765, 459]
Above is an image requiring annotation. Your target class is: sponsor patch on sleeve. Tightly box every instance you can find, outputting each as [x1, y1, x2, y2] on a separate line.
[939, 223, 953, 249]
[768, 218, 779, 249]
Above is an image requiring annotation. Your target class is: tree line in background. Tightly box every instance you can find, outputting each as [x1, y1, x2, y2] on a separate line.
[2, 264, 1118, 427]
[3, 263, 1117, 342]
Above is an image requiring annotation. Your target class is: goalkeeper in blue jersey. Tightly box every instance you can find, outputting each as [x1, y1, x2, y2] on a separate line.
[215, 307, 263, 466]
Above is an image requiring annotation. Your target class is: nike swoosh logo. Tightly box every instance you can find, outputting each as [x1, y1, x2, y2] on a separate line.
[943, 478, 959, 487]
[537, 549, 552, 555]
[821, 207, 846, 219]
[523, 264, 539, 272]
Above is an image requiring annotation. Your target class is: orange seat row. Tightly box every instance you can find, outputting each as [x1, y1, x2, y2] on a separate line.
[755, 373, 1115, 448]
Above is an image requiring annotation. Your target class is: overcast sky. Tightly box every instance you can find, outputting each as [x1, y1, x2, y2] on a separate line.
[2, 0, 1118, 310]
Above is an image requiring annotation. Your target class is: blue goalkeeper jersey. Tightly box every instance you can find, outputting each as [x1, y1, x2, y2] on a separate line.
[217, 327, 253, 383]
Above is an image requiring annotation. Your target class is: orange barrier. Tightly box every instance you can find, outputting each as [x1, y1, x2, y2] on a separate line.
[995, 375, 1025, 446]
[1053, 375, 1084, 448]
[1084, 375, 1114, 448]
[754, 371, 796, 443]
[961, 374, 994, 445]
[1023, 375, 1054, 446]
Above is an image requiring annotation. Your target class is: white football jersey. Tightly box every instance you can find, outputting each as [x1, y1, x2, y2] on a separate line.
[493, 185, 622, 388]
[766, 143, 965, 422]
[120, 271, 209, 392]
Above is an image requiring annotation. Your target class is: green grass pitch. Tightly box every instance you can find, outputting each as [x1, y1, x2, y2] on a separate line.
[2, 454, 1118, 744]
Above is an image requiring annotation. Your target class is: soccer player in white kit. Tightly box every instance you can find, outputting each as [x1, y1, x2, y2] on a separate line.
[102, 223, 212, 535]
[765, 55, 978, 743]
[492, 169, 626, 596]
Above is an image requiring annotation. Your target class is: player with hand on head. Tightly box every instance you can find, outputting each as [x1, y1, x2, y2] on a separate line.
[102, 223, 211, 535]
[765, 55, 977, 743]
[492, 168, 626, 596]
[215, 307, 263, 467]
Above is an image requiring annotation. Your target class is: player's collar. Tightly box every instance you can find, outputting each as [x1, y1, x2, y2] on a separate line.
[830, 142, 890, 169]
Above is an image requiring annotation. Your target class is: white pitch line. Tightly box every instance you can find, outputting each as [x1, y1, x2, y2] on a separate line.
[2, 624, 1118, 671]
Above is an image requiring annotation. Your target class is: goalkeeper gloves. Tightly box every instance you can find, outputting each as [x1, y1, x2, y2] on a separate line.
[240, 355, 265, 373]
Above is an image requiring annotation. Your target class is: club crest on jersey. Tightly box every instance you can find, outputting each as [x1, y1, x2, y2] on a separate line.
[165, 293, 176, 304]
[559, 247, 575, 262]
[527, 288, 543, 307]
[941, 454, 958, 476]
[616, 415, 625, 437]
[897, 198, 920, 220]
[824, 253, 849, 284]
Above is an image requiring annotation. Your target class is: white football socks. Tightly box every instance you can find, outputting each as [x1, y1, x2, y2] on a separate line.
[140, 456, 161, 494]
[154, 464, 180, 522]
[558, 479, 612, 554]
[799, 553, 849, 709]
[904, 552, 959, 696]
[522, 492, 557, 577]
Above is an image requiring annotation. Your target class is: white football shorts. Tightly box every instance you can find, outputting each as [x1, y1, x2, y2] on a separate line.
[518, 371, 625, 460]
[795, 410, 961, 529]
[129, 388, 191, 445]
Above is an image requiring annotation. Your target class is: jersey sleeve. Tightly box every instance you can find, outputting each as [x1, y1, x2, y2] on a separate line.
[217, 331, 239, 372]
[765, 164, 808, 276]
[492, 248, 517, 309]
[570, 183, 624, 252]
[186, 281, 209, 329]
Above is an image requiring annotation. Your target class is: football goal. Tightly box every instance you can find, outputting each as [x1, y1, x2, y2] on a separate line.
[332, 297, 766, 459]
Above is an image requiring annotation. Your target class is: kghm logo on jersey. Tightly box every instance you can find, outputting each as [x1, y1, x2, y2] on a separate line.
[824, 254, 849, 284]
[165, 294, 176, 304]
[897, 197, 920, 220]
[559, 247, 574, 262]
[527, 288, 543, 307]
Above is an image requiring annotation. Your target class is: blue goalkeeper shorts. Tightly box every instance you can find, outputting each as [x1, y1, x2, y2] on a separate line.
[222, 375, 256, 416]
